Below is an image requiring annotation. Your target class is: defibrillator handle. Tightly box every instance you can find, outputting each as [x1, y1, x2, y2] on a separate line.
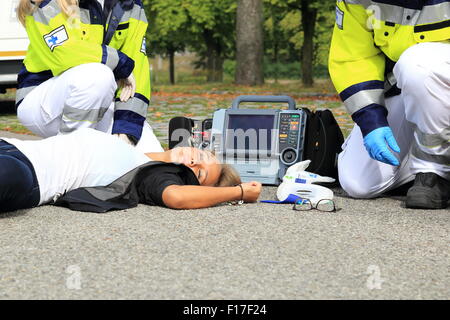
[231, 95, 297, 110]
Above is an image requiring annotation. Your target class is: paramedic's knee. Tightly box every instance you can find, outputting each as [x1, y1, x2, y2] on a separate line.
[338, 164, 377, 199]
[17, 103, 32, 128]
[70, 63, 117, 104]
[339, 180, 377, 199]
[337, 129, 379, 199]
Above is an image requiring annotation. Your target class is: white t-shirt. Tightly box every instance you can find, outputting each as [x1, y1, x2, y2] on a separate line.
[4, 129, 151, 205]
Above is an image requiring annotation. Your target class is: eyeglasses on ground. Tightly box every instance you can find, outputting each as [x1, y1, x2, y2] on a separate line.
[292, 198, 338, 212]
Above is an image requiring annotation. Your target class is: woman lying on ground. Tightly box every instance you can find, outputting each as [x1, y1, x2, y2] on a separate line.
[0, 128, 262, 213]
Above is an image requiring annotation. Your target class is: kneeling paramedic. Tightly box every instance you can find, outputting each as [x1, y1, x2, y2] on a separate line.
[329, 0, 450, 209]
[15, 0, 162, 153]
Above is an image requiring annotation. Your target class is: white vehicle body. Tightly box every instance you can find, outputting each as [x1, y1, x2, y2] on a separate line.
[0, 0, 29, 92]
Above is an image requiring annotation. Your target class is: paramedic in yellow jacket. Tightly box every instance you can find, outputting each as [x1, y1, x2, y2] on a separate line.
[329, 0, 450, 209]
[16, 0, 163, 153]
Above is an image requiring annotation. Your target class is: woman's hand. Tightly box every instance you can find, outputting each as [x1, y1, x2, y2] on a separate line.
[118, 73, 136, 102]
[241, 181, 262, 203]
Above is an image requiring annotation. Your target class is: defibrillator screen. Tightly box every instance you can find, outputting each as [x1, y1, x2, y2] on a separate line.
[226, 114, 276, 153]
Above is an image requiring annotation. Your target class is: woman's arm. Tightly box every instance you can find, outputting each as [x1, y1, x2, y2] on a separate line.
[162, 182, 262, 210]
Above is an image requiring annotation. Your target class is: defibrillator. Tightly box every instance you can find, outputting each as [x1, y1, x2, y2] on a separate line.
[209, 95, 308, 185]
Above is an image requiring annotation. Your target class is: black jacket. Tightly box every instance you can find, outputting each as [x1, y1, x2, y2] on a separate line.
[53, 161, 199, 213]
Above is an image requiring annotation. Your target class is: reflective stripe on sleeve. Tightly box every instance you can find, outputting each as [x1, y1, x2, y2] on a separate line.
[32, 0, 62, 25]
[114, 94, 149, 118]
[119, 4, 148, 24]
[339, 80, 385, 115]
[102, 45, 120, 71]
[343, 89, 385, 115]
[346, 0, 450, 26]
[79, 8, 90, 24]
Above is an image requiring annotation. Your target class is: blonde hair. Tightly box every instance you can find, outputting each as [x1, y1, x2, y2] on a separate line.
[206, 149, 241, 187]
[216, 164, 242, 187]
[17, 0, 79, 26]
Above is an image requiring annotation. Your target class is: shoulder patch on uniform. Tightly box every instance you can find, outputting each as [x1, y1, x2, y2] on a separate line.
[43, 25, 69, 51]
[141, 37, 147, 55]
[336, 6, 344, 30]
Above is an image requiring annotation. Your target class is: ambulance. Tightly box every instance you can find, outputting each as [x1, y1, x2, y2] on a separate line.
[0, 0, 29, 93]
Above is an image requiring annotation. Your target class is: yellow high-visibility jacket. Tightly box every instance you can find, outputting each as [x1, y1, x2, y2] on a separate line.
[329, 0, 450, 135]
[16, 0, 150, 141]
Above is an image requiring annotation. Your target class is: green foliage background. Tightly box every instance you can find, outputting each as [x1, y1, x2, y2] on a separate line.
[143, 0, 336, 82]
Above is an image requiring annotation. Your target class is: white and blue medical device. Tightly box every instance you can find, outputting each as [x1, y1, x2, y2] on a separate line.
[209, 95, 308, 185]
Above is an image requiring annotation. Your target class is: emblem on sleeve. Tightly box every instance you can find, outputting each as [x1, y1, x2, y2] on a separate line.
[141, 37, 147, 55]
[44, 25, 69, 51]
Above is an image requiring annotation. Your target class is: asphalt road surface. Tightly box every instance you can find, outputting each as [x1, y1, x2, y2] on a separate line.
[0, 131, 448, 300]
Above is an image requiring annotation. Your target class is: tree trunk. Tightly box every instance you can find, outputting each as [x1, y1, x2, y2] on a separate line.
[168, 49, 175, 85]
[213, 55, 224, 82]
[205, 35, 215, 83]
[235, 0, 264, 86]
[204, 31, 224, 83]
[271, 5, 280, 84]
[301, 0, 317, 87]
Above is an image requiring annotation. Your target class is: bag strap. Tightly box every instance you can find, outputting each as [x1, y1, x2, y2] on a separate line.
[315, 112, 328, 172]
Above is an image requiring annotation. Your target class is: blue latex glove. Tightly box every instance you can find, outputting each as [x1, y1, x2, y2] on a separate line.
[363, 127, 401, 166]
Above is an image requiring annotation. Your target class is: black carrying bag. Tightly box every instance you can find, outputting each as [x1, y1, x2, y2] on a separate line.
[168, 117, 195, 149]
[168, 117, 213, 150]
[302, 108, 344, 181]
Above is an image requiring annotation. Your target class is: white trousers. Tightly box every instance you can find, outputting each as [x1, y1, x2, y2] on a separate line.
[17, 63, 163, 153]
[339, 42, 450, 198]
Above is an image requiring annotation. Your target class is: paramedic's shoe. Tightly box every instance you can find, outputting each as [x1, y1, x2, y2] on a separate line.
[405, 173, 450, 209]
